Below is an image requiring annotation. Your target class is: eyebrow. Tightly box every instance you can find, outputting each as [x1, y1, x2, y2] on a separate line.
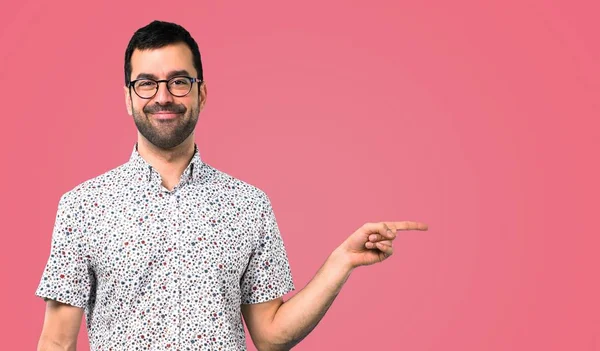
[135, 70, 192, 80]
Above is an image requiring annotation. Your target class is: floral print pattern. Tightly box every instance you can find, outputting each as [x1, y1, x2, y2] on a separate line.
[35, 144, 295, 350]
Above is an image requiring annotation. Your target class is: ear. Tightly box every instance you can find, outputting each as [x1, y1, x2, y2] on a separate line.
[124, 85, 133, 116]
[198, 81, 207, 112]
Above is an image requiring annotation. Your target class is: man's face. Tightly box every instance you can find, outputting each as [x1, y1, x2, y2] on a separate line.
[124, 42, 207, 149]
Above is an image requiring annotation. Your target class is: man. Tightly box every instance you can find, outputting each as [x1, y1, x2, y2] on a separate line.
[36, 20, 428, 351]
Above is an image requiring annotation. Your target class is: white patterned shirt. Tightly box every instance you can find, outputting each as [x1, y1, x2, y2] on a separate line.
[35, 144, 295, 350]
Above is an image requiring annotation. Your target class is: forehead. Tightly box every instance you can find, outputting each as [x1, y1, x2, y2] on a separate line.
[130, 42, 197, 78]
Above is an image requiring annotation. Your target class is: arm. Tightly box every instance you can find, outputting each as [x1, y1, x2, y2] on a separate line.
[242, 247, 352, 351]
[37, 299, 84, 351]
[243, 221, 428, 351]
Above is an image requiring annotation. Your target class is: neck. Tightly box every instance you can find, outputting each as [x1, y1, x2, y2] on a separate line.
[136, 134, 196, 190]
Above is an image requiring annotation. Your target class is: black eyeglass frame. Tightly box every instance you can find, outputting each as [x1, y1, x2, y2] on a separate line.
[128, 76, 203, 99]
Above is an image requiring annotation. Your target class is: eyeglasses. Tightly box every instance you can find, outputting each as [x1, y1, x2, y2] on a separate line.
[128, 76, 202, 99]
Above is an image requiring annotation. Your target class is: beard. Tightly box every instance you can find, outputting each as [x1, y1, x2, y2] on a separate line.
[132, 101, 199, 149]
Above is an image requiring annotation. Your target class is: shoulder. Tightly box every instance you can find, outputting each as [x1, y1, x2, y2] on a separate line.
[200, 163, 272, 207]
[58, 162, 130, 208]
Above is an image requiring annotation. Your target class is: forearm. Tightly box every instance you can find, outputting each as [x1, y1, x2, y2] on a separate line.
[37, 336, 77, 351]
[267, 247, 354, 350]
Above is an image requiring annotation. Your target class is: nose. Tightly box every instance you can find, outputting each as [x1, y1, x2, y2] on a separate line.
[153, 81, 174, 104]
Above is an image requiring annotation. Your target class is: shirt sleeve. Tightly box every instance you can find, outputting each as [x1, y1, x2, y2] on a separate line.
[35, 192, 94, 309]
[241, 192, 295, 304]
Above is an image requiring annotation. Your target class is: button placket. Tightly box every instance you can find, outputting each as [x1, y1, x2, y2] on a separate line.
[169, 189, 182, 343]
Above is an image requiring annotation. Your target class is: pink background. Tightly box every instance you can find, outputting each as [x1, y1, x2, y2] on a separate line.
[1, 1, 598, 350]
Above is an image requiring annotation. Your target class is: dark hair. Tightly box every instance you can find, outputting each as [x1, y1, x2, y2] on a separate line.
[124, 20, 203, 86]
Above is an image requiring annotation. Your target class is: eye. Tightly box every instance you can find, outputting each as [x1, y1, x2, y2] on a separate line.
[171, 78, 190, 86]
[137, 80, 156, 87]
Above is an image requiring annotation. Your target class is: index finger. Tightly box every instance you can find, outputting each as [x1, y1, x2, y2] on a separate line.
[389, 221, 428, 231]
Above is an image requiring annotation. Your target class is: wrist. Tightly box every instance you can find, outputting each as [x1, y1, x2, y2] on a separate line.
[331, 246, 356, 272]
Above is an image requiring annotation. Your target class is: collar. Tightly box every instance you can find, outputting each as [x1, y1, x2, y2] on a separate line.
[127, 142, 203, 187]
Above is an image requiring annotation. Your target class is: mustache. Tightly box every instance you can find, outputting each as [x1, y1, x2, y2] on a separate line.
[144, 103, 187, 114]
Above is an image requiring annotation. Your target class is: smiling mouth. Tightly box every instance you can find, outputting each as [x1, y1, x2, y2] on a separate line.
[150, 112, 181, 120]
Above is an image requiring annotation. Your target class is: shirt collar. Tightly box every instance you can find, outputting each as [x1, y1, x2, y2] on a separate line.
[127, 142, 203, 186]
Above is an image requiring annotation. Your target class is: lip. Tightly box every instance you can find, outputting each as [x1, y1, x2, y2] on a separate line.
[150, 112, 181, 120]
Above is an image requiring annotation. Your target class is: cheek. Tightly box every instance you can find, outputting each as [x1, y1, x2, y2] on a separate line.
[177, 98, 196, 111]
[131, 100, 147, 114]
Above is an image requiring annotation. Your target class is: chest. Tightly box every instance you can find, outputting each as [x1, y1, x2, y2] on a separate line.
[88, 197, 255, 287]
